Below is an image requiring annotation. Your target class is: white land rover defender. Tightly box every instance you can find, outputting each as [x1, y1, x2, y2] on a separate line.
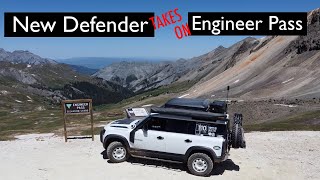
[100, 98, 246, 176]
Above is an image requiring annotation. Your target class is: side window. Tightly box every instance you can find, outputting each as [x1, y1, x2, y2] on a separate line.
[165, 119, 196, 135]
[147, 117, 166, 131]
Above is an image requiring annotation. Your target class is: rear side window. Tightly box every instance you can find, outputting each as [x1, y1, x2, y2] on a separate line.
[165, 119, 195, 135]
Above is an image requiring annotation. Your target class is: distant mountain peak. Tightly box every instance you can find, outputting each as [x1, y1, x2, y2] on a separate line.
[243, 36, 257, 41]
[216, 45, 226, 49]
[213, 45, 227, 53]
[0, 48, 56, 65]
[308, 8, 320, 25]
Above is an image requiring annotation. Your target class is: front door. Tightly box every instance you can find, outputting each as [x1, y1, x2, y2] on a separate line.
[132, 117, 166, 153]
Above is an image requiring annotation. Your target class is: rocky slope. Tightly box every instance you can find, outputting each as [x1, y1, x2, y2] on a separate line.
[187, 8, 320, 100]
[94, 61, 166, 91]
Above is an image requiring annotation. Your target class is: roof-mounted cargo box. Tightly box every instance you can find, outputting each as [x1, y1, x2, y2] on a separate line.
[163, 98, 227, 114]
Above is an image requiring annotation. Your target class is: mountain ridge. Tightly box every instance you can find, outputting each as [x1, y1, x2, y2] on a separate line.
[0, 49, 56, 65]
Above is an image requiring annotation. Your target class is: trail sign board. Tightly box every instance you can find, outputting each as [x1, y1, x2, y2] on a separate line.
[64, 102, 90, 114]
[62, 99, 94, 142]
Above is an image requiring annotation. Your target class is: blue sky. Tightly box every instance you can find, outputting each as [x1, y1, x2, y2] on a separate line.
[0, 0, 318, 60]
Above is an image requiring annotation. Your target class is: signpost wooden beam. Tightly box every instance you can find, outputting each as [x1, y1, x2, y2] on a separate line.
[62, 99, 94, 142]
[62, 102, 68, 142]
[90, 100, 94, 141]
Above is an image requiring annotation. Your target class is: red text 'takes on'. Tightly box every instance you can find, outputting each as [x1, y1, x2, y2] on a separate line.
[149, 8, 182, 30]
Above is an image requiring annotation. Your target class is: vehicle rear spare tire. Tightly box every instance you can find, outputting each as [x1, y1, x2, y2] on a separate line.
[234, 113, 243, 125]
[231, 114, 246, 148]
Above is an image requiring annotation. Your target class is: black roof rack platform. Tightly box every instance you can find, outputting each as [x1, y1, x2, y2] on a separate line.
[151, 107, 227, 121]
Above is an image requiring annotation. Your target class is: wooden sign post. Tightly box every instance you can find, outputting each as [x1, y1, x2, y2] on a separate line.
[62, 99, 94, 142]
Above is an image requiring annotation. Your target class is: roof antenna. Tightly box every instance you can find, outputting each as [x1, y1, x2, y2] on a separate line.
[226, 86, 230, 113]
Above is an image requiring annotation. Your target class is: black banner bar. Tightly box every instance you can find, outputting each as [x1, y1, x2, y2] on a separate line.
[4, 12, 155, 37]
[188, 12, 307, 36]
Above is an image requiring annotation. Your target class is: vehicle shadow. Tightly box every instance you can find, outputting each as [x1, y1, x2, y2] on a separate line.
[101, 150, 108, 160]
[101, 150, 239, 176]
[211, 159, 240, 175]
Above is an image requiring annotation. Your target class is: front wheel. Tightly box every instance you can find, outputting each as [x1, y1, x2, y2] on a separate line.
[106, 141, 128, 163]
[187, 153, 214, 176]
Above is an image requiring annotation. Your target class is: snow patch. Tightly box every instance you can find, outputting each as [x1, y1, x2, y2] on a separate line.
[234, 79, 239, 83]
[27, 64, 32, 68]
[15, 100, 23, 103]
[282, 78, 294, 84]
[178, 94, 189, 98]
[274, 104, 298, 108]
[211, 95, 215, 97]
[142, 104, 153, 107]
[35, 106, 46, 111]
[0, 90, 9, 95]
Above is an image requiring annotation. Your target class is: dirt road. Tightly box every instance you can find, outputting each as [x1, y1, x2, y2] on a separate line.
[0, 131, 319, 180]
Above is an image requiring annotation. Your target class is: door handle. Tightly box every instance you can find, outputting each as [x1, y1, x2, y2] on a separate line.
[157, 136, 164, 140]
[185, 139, 192, 143]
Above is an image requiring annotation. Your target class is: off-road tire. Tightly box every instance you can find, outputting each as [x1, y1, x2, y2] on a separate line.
[106, 141, 128, 163]
[231, 124, 246, 148]
[187, 153, 214, 177]
[234, 113, 243, 125]
[231, 113, 246, 148]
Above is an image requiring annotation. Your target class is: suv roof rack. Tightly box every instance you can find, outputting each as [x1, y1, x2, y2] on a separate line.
[150, 107, 227, 121]
[164, 98, 227, 114]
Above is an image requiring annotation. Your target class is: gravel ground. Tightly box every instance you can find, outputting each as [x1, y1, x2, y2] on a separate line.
[0, 131, 319, 180]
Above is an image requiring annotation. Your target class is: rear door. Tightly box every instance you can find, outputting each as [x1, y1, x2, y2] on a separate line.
[164, 119, 224, 157]
[164, 119, 196, 155]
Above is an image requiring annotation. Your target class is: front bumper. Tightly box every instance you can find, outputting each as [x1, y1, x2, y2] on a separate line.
[100, 129, 106, 143]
